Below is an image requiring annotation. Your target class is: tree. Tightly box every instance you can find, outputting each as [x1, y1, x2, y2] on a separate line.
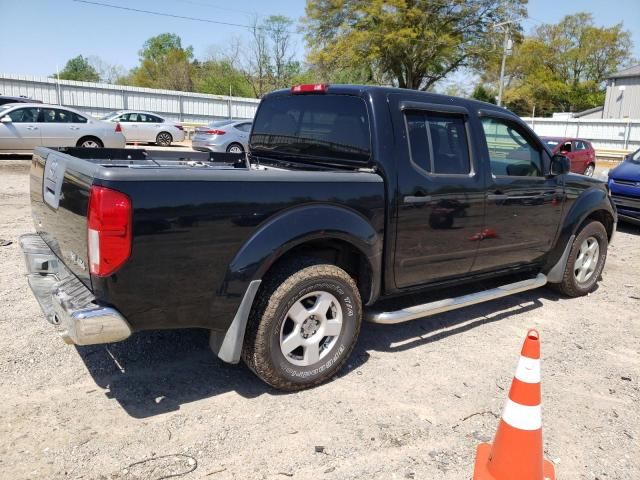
[54, 55, 100, 82]
[471, 84, 497, 104]
[490, 13, 633, 116]
[303, 0, 527, 91]
[129, 33, 195, 91]
[194, 58, 253, 97]
[264, 15, 295, 89]
[87, 56, 127, 84]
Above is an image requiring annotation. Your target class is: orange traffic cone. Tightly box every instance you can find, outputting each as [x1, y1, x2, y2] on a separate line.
[473, 329, 556, 480]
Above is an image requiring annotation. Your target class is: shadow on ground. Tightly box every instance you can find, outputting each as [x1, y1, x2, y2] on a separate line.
[617, 222, 640, 236]
[76, 287, 560, 418]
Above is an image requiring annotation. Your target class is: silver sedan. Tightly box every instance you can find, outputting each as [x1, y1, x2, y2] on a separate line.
[101, 110, 186, 146]
[0, 103, 125, 153]
[192, 119, 252, 153]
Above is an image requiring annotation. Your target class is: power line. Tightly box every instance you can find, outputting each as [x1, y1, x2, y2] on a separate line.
[71, 0, 256, 30]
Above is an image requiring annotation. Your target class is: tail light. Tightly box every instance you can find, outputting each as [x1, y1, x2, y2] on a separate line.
[115, 122, 122, 133]
[175, 125, 184, 131]
[204, 129, 226, 135]
[291, 83, 328, 94]
[87, 186, 132, 277]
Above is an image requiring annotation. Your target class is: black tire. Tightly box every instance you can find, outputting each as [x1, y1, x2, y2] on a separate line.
[242, 257, 362, 391]
[76, 136, 103, 148]
[156, 132, 173, 146]
[552, 221, 608, 297]
[226, 142, 244, 154]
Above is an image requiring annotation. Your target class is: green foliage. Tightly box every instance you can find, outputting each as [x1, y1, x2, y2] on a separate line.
[194, 60, 253, 97]
[54, 55, 100, 82]
[303, 0, 527, 90]
[493, 13, 633, 116]
[471, 84, 497, 104]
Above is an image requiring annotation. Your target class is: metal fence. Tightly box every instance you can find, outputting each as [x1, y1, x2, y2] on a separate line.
[0, 73, 260, 124]
[522, 117, 640, 151]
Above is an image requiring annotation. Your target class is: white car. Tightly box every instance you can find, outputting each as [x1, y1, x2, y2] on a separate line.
[101, 110, 186, 146]
[0, 103, 126, 153]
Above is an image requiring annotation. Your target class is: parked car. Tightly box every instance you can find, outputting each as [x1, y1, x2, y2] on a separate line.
[21, 85, 616, 391]
[541, 137, 597, 176]
[0, 103, 125, 153]
[192, 119, 252, 153]
[101, 110, 185, 146]
[608, 147, 640, 225]
[0, 95, 43, 106]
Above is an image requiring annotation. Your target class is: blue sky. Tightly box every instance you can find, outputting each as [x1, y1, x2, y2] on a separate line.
[1, 0, 639, 79]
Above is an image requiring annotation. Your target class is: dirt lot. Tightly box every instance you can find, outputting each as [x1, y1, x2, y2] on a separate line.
[0, 159, 638, 480]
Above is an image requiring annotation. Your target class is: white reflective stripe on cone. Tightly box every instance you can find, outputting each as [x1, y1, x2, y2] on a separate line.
[502, 398, 542, 431]
[514, 356, 541, 384]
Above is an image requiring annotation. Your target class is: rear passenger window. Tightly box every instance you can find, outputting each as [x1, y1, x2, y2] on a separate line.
[405, 111, 471, 175]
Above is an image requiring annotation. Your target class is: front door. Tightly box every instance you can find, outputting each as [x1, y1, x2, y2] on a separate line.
[0, 107, 41, 151]
[474, 113, 563, 272]
[392, 96, 486, 288]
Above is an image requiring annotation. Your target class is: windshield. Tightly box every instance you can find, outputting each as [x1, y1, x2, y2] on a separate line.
[630, 149, 640, 163]
[250, 94, 371, 166]
[0, 105, 12, 115]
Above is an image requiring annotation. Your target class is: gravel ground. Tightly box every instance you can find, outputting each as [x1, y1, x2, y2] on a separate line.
[0, 159, 638, 480]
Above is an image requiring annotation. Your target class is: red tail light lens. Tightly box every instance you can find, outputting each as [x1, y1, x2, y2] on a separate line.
[87, 186, 132, 277]
[115, 122, 122, 133]
[291, 83, 328, 94]
[204, 129, 226, 135]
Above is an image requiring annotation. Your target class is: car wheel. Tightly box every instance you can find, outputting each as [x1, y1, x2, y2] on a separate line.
[242, 257, 362, 391]
[226, 143, 244, 154]
[76, 137, 103, 148]
[583, 164, 595, 177]
[156, 132, 173, 146]
[552, 221, 608, 297]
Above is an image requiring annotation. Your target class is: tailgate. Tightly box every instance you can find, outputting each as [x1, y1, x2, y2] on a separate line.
[30, 148, 95, 288]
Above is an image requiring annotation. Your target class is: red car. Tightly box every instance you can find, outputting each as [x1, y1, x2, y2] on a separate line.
[541, 137, 597, 176]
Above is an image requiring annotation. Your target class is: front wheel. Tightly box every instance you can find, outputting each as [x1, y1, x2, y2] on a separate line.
[242, 258, 362, 391]
[551, 221, 608, 297]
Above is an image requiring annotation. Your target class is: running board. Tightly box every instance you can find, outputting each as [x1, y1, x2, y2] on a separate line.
[366, 273, 547, 324]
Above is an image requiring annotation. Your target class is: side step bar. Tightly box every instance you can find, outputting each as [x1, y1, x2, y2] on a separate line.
[366, 273, 548, 324]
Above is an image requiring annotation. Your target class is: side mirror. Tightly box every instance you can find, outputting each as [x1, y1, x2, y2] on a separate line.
[0, 116, 12, 123]
[550, 154, 570, 176]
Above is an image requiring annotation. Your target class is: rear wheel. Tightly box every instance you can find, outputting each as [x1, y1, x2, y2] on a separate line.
[242, 258, 362, 391]
[226, 143, 244, 154]
[583, 164, 595, 176]
[156, 132, 173, 146]
[76, 136, 103, 148]
[552, 221, 608, 297]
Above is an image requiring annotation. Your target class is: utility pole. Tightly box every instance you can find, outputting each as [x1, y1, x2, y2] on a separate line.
[493, 19, 518, 107]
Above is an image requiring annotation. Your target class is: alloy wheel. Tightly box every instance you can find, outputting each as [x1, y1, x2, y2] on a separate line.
[574, 236, 600, 284]
[279, 291, 343, 367]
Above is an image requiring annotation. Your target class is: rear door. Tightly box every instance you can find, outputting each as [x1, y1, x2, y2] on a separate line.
[474, 112, 563, 271]
[39, 108, 85, 147]
[0, 106, 42, 151]
[117, 112, 140, 142]
[391, 95, 486, 288]
[140, 113, 163, 142]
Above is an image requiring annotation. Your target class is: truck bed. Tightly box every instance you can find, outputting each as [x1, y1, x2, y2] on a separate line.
[29, 147, 385, 334]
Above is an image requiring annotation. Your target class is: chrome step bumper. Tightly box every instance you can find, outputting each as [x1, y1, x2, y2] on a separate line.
[19, 234, 132, 345]
[366, 273, 548, 324]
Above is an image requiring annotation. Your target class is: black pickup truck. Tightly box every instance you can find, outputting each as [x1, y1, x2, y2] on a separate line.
[21, 84, 616, 390]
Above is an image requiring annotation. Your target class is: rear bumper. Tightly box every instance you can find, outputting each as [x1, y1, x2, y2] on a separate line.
[191, 138, 226, 152]
[19, 233, 132, 345]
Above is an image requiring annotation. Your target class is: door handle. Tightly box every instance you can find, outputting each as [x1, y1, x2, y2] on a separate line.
[404, 194, 432, 204]
[69, 126, 80, 130]
[26, 126, 38, 130]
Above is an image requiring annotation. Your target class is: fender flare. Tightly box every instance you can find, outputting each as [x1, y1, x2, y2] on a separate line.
[544, 187, 615, 276]
[211, 204, 383, 364]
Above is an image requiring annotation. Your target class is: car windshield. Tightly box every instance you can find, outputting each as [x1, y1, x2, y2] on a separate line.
[630, 149, 640, 163]
[0, 105, 12, 115]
